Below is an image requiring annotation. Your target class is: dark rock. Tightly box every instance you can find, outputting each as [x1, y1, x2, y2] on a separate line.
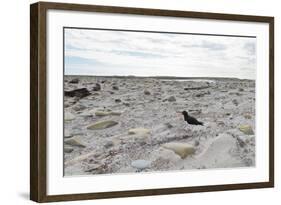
[64, 88, 90, 98]
[229, 92, 243, 96]
[112, 86, 119, 90]
[184, 86, 210, 90]
[165, 122, 173, 129]
[64, 146, 74, 153]
[92, 83, 101, 91]
[123, 102, 130, 107]
[167, 96, 176, 102]
[144, 90, 151, 95]
[232, 99, 239, 106]
[104, 141, 114, 149]
[194, 140, 200, 146]
[69, 78, 79, 84]
[195, 93, 204, 97]
[244, 114, 252, 119]
[115, 99, 121, 103]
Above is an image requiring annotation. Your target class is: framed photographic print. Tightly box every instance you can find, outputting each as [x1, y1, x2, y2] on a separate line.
[30, 1, 274, 202]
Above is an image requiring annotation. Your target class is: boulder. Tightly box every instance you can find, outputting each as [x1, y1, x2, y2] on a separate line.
[64, 88, 90, 98]
[195, 133, 244, 168]
[239, 125, 254, 135]
[69, 78, 79, 84]
[162, 142, 195, 159]
[87, 120, 118, 130]
[65, 138, 86, 148]
[92, 83, 101, 91]
[95, 111, 122, 116]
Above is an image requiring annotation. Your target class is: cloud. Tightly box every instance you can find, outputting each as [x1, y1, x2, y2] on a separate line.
[64, 28, 256, 79]
[243, 42, 256, 55]
[183, 40, 227, 51]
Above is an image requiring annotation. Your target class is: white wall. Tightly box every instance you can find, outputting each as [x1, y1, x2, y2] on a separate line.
[0, 0, 279, 204]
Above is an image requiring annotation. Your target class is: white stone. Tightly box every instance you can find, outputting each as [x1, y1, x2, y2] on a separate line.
[131, 160, 151, 169]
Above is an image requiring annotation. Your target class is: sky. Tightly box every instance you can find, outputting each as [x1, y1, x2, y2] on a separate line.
[64, 28, 256, 79]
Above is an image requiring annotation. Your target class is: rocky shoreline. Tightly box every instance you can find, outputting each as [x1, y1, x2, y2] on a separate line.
[64, 76, 255, 176]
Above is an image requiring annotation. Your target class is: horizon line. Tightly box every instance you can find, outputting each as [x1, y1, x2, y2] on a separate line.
[64, 74, 255, 80]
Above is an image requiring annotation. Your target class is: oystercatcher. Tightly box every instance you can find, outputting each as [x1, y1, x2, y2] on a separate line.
[180, 111, 203, 125]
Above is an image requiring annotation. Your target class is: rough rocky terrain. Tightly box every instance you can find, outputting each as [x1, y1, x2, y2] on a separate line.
[63, 76, 255, 176]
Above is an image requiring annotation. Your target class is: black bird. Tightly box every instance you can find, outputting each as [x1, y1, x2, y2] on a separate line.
[181, 111, 203, 125]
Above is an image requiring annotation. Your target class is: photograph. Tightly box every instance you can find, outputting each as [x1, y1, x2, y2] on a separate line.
[63, 27, 256, 176]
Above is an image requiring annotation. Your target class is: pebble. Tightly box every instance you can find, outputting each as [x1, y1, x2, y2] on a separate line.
[128, 128, 150, 135]
[144, 90, 151, 95]
[104, 141, 114, 149]
[115, 99, 121, 103]
[112, 86, 119, 90]
[167, 96, 176, 102]
[131, 160, 151, 169]
[164, 122, 173, 129]
[195, 93, 205, 97]
[123, 102, 130, 107]
[232, 99, 239, 106]
[64, 146, 74, 153]
[72, 104, 86, 111]
[244, 114, 252, 119]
